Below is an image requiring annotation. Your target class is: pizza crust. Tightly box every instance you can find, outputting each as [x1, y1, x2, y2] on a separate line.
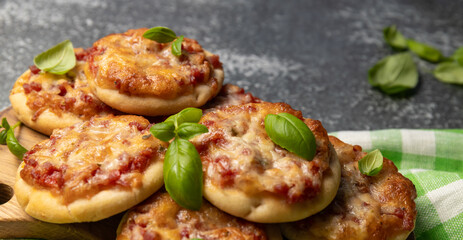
[193, 102, 342, 223]
[280, 136, 417, 240]
[116, 191, 284, 240]
[203, 145, 340, 223]
[9, 52, 116, 136]
[14, 153, 164, 223]
[14, 115, 166, 223]
[86, 28, 225, 116]
[88, 56, 224, 116]
[10, 90, 82, 136]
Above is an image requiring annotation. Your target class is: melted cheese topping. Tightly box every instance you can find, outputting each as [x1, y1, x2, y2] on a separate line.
[10, 49, 115, 121]
[192, 102, 332, 203]
[283, 136, 417, 240]
[202, 84, 261, 113]
[117, 191, 268, 240]
[86, 28, 222, 99]
[20, 115, 167, 204]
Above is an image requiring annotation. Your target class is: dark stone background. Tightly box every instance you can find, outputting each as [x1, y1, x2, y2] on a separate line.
[1, 0, 462, 132]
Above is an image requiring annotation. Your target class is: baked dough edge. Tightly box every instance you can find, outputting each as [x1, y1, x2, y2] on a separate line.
[203, 144, 341, 223]
[88, 51, 224, 116]
[14, 157, 164, 223]
[9, 91, 83, 136]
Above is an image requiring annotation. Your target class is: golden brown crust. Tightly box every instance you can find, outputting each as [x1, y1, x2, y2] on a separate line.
[85, 28, 224, 116]
[9, 48, 115, 135]
[280, 136, 417, 240]
[116, 191, 282, 240]
[191, 102, 341, 223]
[14, 115, 167, 223]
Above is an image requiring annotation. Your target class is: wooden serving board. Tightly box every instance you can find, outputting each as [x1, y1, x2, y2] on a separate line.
[0, 107, 122, 240]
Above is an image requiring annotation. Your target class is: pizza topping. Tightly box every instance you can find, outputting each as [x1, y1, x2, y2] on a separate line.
[29, 65, 41, 75]
[201, 84, 261, 113]
[206, 54, 222, 69]
[23, 82, 42, 94]
[86, 28, 221, 99]
[20, 115, 167, 203]
[282, 136, 417, 240]
[12, 55, 115, 122]
[117, 192, 268, 240]
[192, 102, 332, 203]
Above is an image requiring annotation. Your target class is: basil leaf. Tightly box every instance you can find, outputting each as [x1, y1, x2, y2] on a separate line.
[407, 39, 444, 63]
[164, 138, 203, 210]
[265, 113, 316, 161]
[172, 35, 184, 56]
[177, 122, 208, 140]
[368, 52, 418, 94]
[0, 130, 7, 145]
[383, 25, 408, 51]
[143, 26, 177, 43]
[150, 122, 176, 142]
[33, 40, 76, 75]
[451, 47, 463, 66]
[1, 118, 11, 145]
[358, 149, 383, 176]
[165, 108, 203, 128]
[1, 117, 9, 129]
[433, 61, 463, 85]
[6, 128, 27, 159]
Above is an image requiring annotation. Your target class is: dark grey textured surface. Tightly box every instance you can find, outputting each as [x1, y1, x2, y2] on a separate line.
[1, 0, 462, 131]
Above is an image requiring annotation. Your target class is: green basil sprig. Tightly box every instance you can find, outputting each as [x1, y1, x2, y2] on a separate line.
[142, 27, 177, 43]
[164, 138, 203, 210]
[150, 121, 176, 142]
[150, 108, 208, 210]
[372, 25, 463, 93]
[433, 61, 463, 85]
[33, 40, 76, 75]
[164, 108, 203, 128]
[358, 149, 384, 176]
[143, 26, 184, 56]
[432, 47, 463, 85]
[383, 25, 408, 51]
[368, 52, 418, 95]
[407, 39, 445, 63]
[450, 47, 463, 66]
[0, 118, 10, 144]
[172, 35, 184, 57]
[177, 122, 208, 140]
[264, 113, 316, 161]
[0, 118, 28, 159]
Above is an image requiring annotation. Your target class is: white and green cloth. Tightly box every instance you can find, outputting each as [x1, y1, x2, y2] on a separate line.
[331, 129, 463, 240]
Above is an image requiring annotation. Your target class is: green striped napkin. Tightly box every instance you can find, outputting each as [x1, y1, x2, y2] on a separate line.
[331, 129, 463, 240]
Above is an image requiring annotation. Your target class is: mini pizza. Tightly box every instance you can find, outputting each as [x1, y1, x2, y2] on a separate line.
[202, 83, 261, 113]
[191, 102, 341, 223]
[14, 115, 167, 223]
[280, 136, 417, 240]
[9, 48, 116, 136]
[84, 28, 224, 116]
[116, 190, 283, 240]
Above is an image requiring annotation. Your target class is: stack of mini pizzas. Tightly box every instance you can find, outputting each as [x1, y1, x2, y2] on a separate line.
[10, 28, 417, 240]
